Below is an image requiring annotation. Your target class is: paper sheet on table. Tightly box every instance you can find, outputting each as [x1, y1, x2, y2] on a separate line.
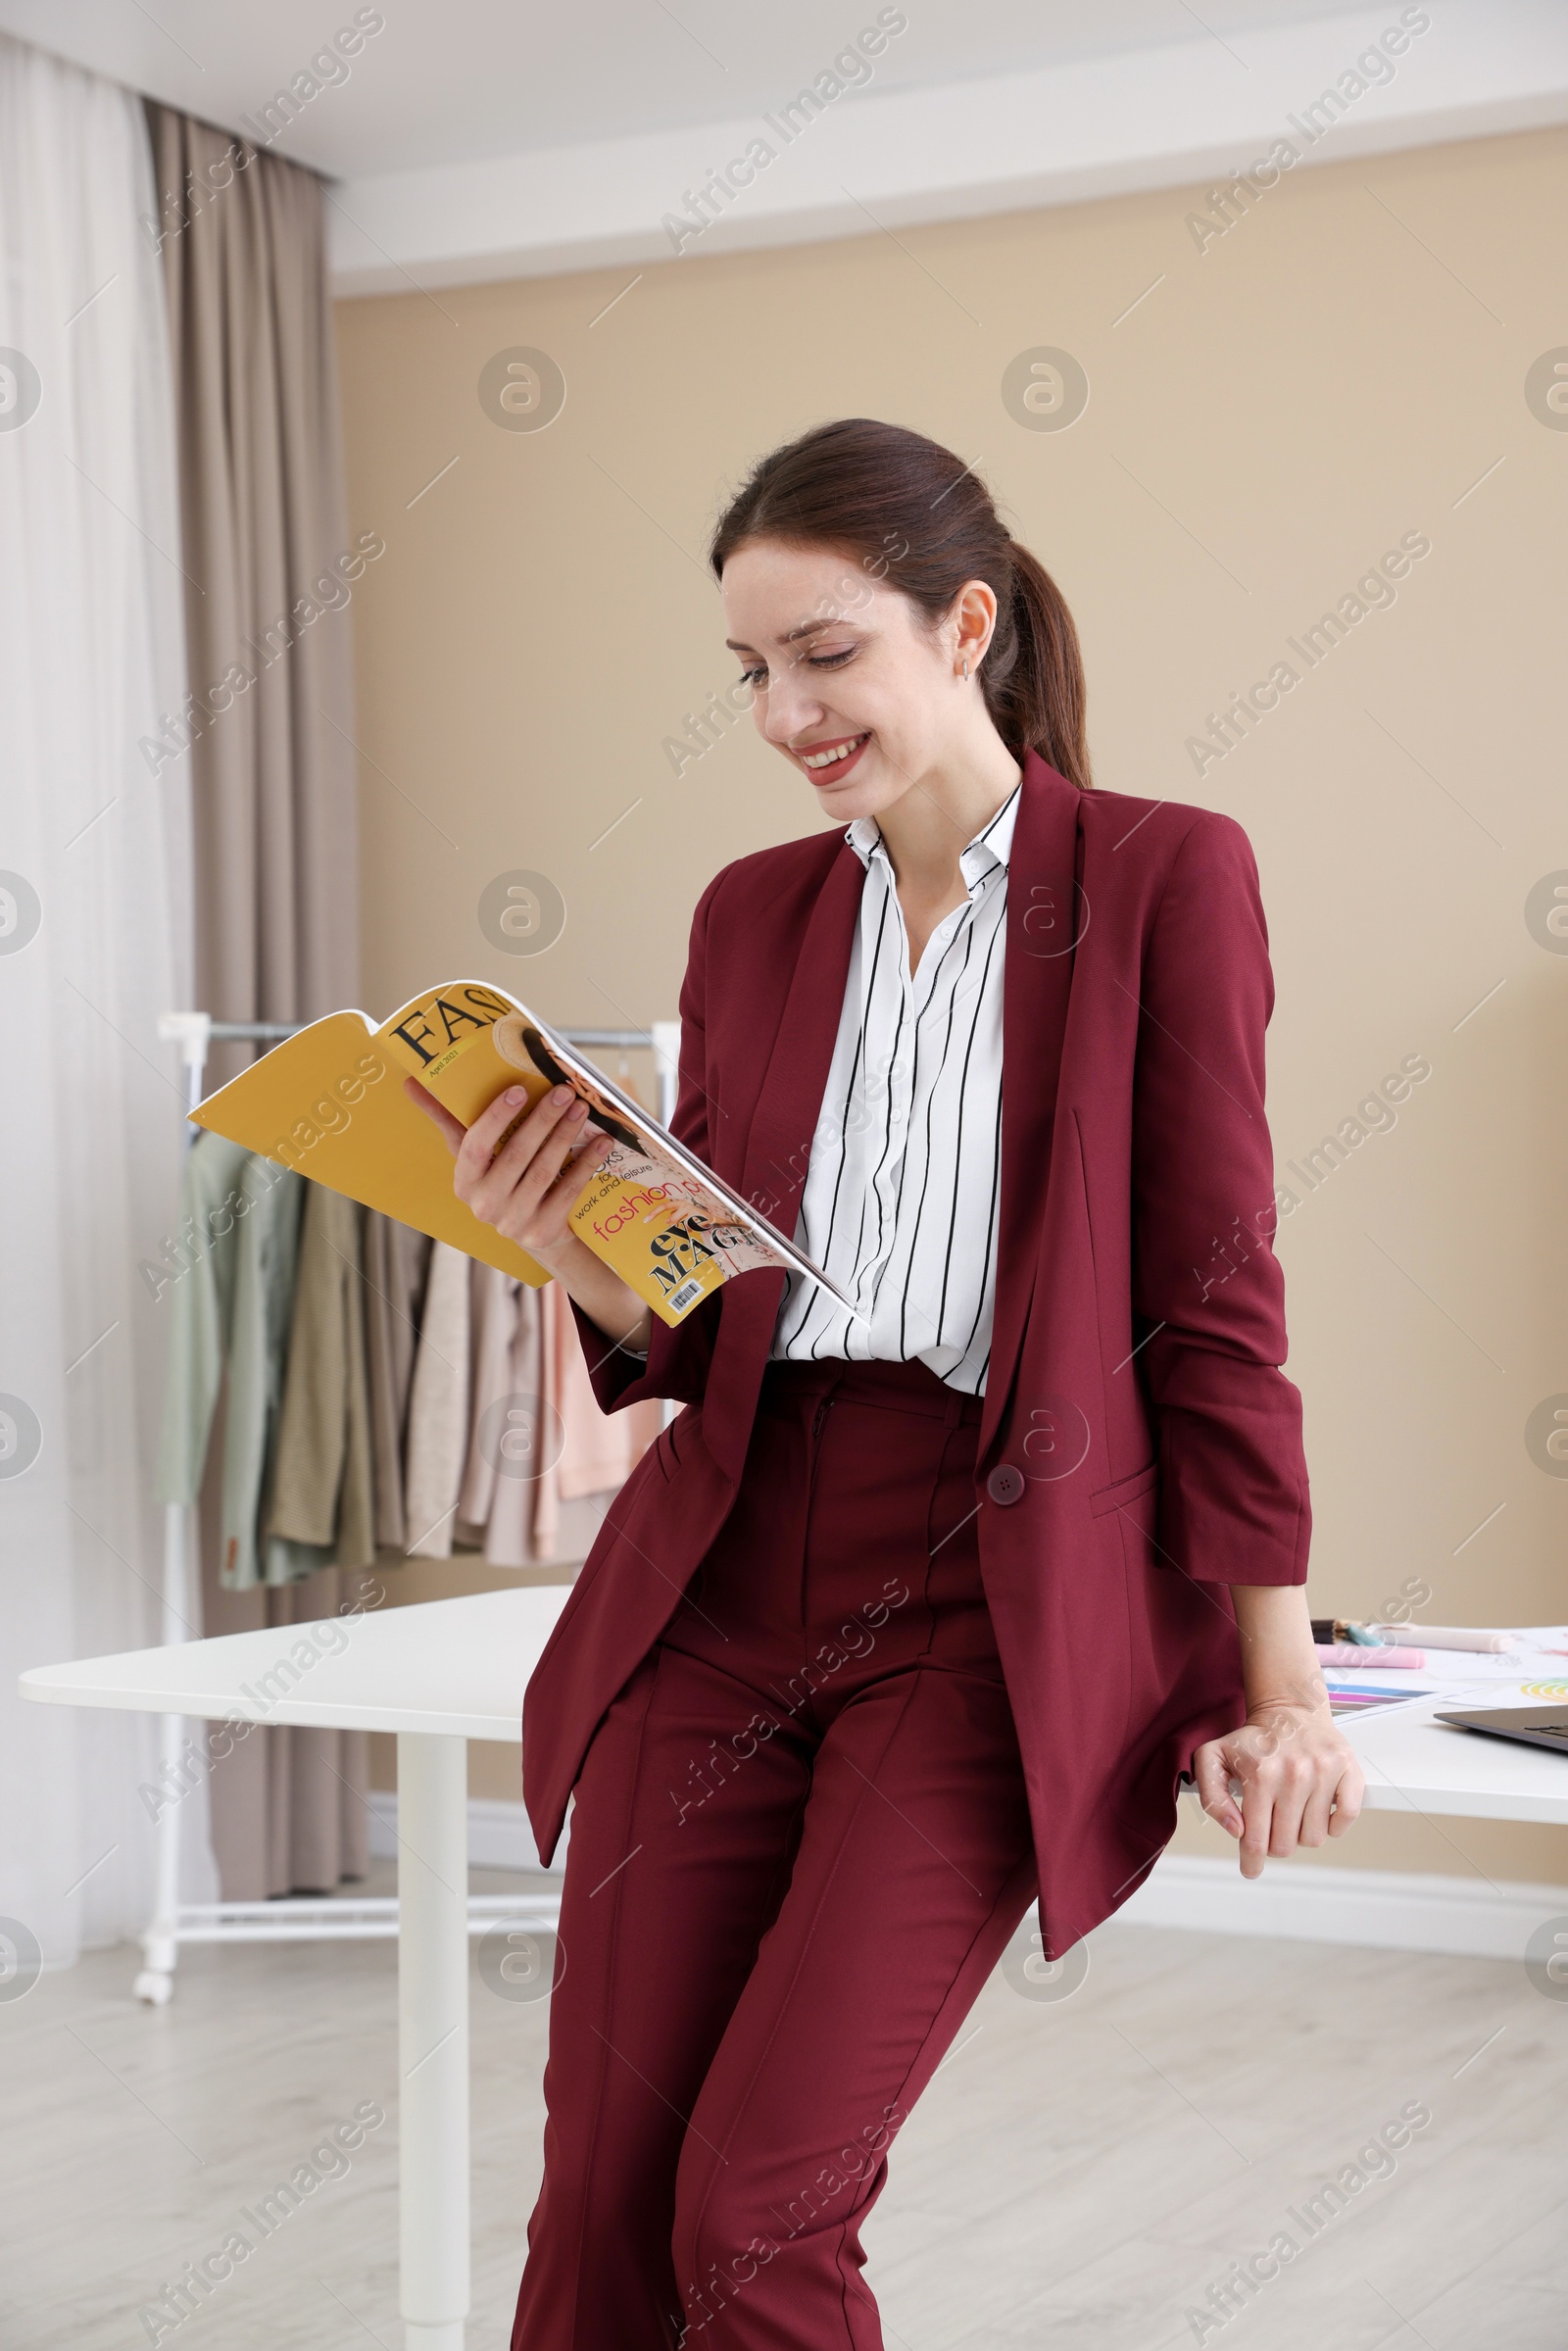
[1326, 1628, 1568, 1717]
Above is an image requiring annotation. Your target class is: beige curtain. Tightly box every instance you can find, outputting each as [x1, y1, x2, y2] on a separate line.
[147, 102, 369, 1899]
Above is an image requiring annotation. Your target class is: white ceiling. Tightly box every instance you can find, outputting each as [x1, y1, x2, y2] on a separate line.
[2, 0, 1565, 291]
[0, 1, 1381, 175]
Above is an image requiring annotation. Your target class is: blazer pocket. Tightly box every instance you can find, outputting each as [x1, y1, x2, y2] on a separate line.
[1089, 1460, 1157, 1519]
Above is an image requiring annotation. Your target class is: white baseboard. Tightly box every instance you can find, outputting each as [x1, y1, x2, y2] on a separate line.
[368, 1793, 1566, 1960]
[1119, 1852, 1568, 1961]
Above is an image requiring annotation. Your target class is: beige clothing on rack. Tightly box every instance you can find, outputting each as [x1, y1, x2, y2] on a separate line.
[363, 1212, 433, 1549]
[480, 1279, 544, 1569]
[403, 1241, 471, 1557]
[456, 1260, 521, 1538]
[266, 1183, 375, 1575]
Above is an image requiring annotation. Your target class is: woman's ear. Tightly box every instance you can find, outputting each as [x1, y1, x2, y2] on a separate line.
[952, 579, 999, 672]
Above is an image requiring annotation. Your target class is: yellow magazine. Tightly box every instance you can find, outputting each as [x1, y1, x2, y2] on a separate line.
[187, 979, 854, 1330]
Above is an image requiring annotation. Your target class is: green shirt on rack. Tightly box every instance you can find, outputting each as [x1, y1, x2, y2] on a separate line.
[155, 1131, 323, 1589]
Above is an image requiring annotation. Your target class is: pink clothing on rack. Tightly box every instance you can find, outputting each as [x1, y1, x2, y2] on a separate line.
[530, 1284, 564, 1565]
[530, 1282, 663, 1565]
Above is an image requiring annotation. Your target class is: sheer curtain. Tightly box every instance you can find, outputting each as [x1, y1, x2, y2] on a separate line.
[0, 35, 217, 1965]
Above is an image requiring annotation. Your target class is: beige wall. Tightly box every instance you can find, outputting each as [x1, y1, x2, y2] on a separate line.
[337, 125, 1568, 1873]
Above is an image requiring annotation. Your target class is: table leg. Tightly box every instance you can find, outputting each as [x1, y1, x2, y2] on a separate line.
[397, 1732, 470, 2351]
[135, 1502, 196, 2004]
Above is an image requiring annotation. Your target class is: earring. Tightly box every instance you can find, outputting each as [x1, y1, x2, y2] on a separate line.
[961, 655, 969, 680]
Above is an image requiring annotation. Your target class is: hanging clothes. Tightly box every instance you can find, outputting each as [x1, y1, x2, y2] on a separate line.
[529, 1282, 663, 1565]
[403, 1241, 471, 1557]
[480, 1277, 545, 1569]
[363, 1211, 433, 1549]
[157, 1129, 252, 1502]
[456, 1260, 522, 1540]
[266, 1183, 375, 1577]
[156, 1131, 308, 1592]
[226, 1155, 312, 1589]
[556, 1293, 663, 1501]
[439, 1264, 662, 1568]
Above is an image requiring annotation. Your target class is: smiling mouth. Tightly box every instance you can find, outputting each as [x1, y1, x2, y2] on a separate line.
[797, 732, 869, 780]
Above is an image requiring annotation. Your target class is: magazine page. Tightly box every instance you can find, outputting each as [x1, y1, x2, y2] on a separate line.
[377, 981, 857, 1328]
[184, 1006, 555, 1289]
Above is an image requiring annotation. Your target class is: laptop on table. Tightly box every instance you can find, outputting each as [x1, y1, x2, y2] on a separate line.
[1433, 1706, 1568, 1754]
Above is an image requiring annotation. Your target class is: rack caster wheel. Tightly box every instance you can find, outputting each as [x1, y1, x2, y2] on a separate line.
[133, 1970, 173, 2005]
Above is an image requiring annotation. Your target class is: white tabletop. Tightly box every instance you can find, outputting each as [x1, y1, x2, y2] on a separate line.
[18, 1591, 1568, 1823]
[17, 1587, 565, 1740]
[1327, 1696, 1568, 1825]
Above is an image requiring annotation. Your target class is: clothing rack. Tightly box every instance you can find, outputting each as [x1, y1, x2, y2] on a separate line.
[133, 1009, 680, 2003]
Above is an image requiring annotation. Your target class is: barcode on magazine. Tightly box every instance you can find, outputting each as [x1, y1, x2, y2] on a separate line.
[666, 1278, 706, 1315]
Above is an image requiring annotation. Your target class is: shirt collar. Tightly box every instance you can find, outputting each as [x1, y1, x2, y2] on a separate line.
[846, 777, 1021, 892]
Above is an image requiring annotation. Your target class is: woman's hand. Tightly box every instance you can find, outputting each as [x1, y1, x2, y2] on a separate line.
[1192, 1697, 1364, 1881]
[407, 1075, 612, 1254]
[1191, 1581, 1364, 1879]
[405, 1075, 653, 1353]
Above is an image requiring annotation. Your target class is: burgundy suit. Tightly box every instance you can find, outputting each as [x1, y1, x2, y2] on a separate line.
[528, 749, 1307, 1930]
[511, 750, 1308, 2347]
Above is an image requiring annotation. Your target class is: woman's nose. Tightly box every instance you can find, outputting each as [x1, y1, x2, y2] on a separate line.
[760, 672, 823, 746]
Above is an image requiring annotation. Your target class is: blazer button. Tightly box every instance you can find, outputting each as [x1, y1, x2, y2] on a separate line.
[987, 1463, 1025, 1505]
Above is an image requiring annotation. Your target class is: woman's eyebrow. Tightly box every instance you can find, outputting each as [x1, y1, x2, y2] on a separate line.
[723, 617, 848, 652]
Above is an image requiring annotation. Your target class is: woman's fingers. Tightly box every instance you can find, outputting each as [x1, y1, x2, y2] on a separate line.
[1199, 1714, 1365, 1879]
[457, 1085, 571, 1203]
[1325, 1752, 1366, 1838]
[535, 1129, 613, 1220]
[459, 1080, 554, 1174]
[1192, 1738, 1244, 1839]
[1236, 1765, 1277, 1880]
[1298, 1767, 1341, 1846]
[461, 1086, 615, 1246]
[412, 1069, 628, 1283]
[403, 1074, 467, 1158]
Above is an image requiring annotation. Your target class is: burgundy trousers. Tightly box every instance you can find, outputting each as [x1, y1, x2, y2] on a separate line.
[511, 1356, 1039, 2350]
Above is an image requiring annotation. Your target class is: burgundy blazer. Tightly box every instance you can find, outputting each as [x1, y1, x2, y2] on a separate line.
[524, 750, 1310, 1954]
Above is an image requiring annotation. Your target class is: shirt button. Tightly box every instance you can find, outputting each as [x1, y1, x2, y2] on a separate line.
[987, 1464, 1025, 1506]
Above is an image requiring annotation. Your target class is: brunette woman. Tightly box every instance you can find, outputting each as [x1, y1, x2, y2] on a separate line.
[411, 417, 1362, 2350]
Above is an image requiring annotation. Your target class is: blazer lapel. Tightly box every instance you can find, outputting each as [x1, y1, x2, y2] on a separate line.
[978, 753, 1084, 1463]
[701, 836, 866, 1482]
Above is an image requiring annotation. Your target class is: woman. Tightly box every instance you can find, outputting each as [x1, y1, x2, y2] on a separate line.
[411, 417, 1363, 2350]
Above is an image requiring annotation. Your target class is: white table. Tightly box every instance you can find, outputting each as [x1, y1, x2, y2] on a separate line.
[21, 1587, 567, 2351]
[21, 1592, 1568, 2348]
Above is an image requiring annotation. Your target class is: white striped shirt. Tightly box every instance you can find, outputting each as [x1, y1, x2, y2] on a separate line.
[770, 782, 1019, 1394]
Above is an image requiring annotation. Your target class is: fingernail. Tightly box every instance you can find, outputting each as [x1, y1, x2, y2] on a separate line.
[567, 1099, 588, 1116]
[505, 1087, 525, 1105]
[551, 1085, 572, 1105]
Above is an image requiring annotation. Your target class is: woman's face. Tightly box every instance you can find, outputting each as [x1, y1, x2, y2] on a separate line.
[720, 537, 996, 821]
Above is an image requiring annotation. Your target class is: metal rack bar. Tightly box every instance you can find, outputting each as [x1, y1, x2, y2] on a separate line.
[166, 1015, 681, 1124]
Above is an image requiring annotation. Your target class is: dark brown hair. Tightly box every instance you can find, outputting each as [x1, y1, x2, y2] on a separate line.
[709, 417, 1092, 788]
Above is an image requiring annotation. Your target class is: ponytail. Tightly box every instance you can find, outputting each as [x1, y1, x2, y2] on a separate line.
[709, 417, 1093, 787]
[999, 543, 1092, 790]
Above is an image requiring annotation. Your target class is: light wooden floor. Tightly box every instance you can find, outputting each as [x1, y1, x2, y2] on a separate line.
[4, 1858, 1565, 2348]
